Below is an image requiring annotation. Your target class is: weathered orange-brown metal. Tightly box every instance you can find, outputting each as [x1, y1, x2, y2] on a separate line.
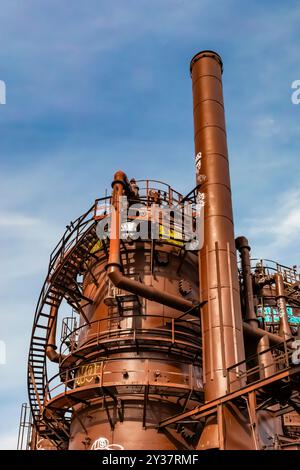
[235, 236, 259, 327]
[24, 50, 300, 452]
[275, 273, 292, 340]
[190, 51, 245, 401]
[107, 172, 196, 313]
[66, 172, 202, 450]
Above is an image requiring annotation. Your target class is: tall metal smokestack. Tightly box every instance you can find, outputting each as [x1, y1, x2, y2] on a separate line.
[190, 51, 245, 401]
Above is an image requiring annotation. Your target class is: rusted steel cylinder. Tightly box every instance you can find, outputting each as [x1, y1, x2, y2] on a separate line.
[257, 334, 276, 379]
[275, 273, 292, 339]
[190, 51, 245, 401]
[235, 236, 259, 327]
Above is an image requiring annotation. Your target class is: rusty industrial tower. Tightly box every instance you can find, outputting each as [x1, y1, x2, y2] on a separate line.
[18, 51, 300, 450]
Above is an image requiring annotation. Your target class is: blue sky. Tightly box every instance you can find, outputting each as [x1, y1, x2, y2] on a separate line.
[0, 0, 300, 449]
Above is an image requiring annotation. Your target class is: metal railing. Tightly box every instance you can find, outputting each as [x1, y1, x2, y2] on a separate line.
[17, 403, 33, 450]
[49, 197, 110, 273]
[44, 355, 202, 405]
[227, 337, 297, 393]
[28, 198, 108, 427]
[248, 258, 299, 284]
[94, 180, 197, 218]
[60, 315, 78, 345]
[135, 179, 184, 207]
[59, 314, 201, 357]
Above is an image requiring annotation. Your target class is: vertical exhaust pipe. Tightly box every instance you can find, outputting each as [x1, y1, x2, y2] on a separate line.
[235, 237, 276, 379]
[190, 51, 248, 449]
[275, 273, 292, 340]
[190, 50, 245, 401]
[235, 236, 259, 327]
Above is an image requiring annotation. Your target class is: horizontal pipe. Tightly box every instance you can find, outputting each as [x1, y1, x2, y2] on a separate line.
[243, 321, 285, 347]
[107, 265, 195, 313]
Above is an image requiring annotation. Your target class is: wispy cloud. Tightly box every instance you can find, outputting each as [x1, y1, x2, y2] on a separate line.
[237, 188, 300, 266]
[0, 212, 38, 227]
[251, 116, 281, 139]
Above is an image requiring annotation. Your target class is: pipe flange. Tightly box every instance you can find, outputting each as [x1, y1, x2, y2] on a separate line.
[111, 179, 127, 189]
[235, 236, 250, 251]
[190, 50, 223, 75]
[105, 262, 123, 272]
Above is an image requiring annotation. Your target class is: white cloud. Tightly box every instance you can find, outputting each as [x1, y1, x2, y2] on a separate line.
[0, 211, 39, 227]
[252, 116, 280, 139]
[239, 188, 300, 266]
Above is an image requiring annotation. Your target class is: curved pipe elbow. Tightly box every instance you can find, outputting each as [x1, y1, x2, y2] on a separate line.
[46, 345, 61, 363]
[243, 321, 285, 347]
[107, 265, 194, 313]
[46, 303, 64, 363]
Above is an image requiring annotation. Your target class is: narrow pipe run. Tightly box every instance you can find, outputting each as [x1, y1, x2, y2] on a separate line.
[46, 304, 61, 363]
[243, 321, 286, 347]
[235, 236, 259, 328]
[257, 334, 276, 379]
[275, 273, 292, 340]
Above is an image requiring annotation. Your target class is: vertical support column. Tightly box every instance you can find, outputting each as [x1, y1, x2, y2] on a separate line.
[257, 334, 276, 379]
[247, 392, 260, 450]
[217, 405, 225, 450]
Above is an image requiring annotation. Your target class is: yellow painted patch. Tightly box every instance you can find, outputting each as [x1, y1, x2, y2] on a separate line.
[90, 240, 102, 254]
